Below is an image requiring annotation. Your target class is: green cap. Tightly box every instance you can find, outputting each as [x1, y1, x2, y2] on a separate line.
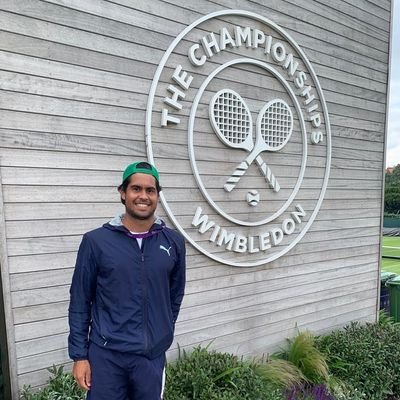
[122, 161, 160, 184]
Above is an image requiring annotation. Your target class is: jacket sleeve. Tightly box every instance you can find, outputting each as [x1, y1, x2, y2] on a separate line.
[170, 235, 186, 324]
[68, 234, 98, 361]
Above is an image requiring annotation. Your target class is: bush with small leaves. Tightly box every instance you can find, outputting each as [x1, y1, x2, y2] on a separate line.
[317, 318, 400, 400]
[20, 365, 85, 400]
[163, 345, 284, 400]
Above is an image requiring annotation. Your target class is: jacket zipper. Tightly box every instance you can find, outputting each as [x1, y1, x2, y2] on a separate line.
[141, 249, 149, 354]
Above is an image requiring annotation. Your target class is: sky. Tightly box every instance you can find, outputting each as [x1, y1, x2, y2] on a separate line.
[387, 0, 400, 168]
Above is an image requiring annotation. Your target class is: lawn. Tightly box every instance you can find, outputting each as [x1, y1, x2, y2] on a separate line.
[382, 235, 400, 275]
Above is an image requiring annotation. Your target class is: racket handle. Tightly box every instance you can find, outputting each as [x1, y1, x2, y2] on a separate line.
[224, 161, 249, 192]
[256, 156, 280, 192]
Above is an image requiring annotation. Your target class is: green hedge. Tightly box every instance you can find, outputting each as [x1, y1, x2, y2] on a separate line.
[317, 315, 400, 400]
[21, 316, 400, 400]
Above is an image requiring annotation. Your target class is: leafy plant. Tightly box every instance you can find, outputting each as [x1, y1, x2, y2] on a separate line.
[163, 345, 282, 400]
[275, 330, 329, 384]
[317, 320, 400, 400]
[20, 365, 85, 400]
[378, 309, 398, 327]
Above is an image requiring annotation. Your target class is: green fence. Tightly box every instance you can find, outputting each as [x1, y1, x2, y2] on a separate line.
[384, 216, 400, 228]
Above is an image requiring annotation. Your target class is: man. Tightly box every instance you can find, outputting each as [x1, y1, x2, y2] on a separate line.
[68, 161, 186, 400]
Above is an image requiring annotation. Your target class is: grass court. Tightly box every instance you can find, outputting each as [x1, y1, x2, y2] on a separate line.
[382, 235, 400, 275]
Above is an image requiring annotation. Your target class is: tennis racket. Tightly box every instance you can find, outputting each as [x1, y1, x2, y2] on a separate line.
[209, 89, 278, 192]
[225, 98, 293, 192]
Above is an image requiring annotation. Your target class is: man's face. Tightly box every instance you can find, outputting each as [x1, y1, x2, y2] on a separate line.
[120, 173, 159, 222]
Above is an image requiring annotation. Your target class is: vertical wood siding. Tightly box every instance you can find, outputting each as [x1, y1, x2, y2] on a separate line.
[0, 0, 391, 392]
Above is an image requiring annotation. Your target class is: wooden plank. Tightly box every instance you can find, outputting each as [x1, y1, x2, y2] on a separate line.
[0, 145, 383, 178]
[184, 239, 380, 270]
[0, 31, 156, 80]
[178, 273, 377, 326]
[0, 148, 142, 171]
[0, 166, 121, 186]
[8, 252, 76, 274]
[184, 234, 380, 267]
[12, 274, 376, 343]
[0, 50, 148, 93]
[186, 250, 378, 282]
[315, 0, 390, 20]
[10, 268, 73, 291]
[169, 297, 376, 358]
[176, 286, 376, 346]
[0, 91, 144, 124]
[320, 76, 386, 104]
[4, 224, 379, 258]
[33, 0, 390, 52]
[6, 218, 105, 239]
[275, 0, 389, 39]
[0, 130, 385, 169]
[14, 317, 68, 342]
[0, 110, 140, 141]
[12, 286, 70, 309]
[9, 250, 378, 311]
[13, 301, 69, 325]
[17, 347, 70, 375]
[183, 262, 376, 300]
[0, 6, 389, 82]
[317, 58, 387, 91]
[0, 71, 149, 110]
[4, 202, 121, 221]
[7, 236, 82, 257]
[0, 65, 387, 118]
[16, 332, 68, 359]
[0, 161, 383, 186]
[4, 0, 183, 44]
[7, 238, 377, 277]
[1, 175, 383, 206]
[12, 253, 378, 326]
[3, 213, 381, 240]
[0, 10, 164, 65]
[156, 0, 389, 63]
[0, 129, 145, 157]
[2, 196, 381, 226]
[237, 304, 376, 358]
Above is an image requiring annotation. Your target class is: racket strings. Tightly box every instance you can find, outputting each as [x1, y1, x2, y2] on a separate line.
[260, 101, 292, 147]
[213, 92, 251, 144]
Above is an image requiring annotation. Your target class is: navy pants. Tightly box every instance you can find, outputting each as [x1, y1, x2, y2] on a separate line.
[86, 343, 165, 400]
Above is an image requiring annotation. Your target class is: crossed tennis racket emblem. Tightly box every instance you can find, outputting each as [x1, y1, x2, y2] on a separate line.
[209, 89, 294, 193]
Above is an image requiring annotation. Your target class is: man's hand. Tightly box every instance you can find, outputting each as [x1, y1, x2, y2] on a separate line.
[72, 360, 91, 390]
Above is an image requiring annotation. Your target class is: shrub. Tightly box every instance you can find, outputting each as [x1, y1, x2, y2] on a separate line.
[20, 365, 85, 400]
[317, 319, 400, 400]
[163, 345, 283, 400]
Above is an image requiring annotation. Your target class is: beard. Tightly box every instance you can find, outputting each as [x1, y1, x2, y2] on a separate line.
[125, 205, 156, 221]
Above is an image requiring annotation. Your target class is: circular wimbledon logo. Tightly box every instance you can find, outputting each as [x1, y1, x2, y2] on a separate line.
[146, 10, 331, 267]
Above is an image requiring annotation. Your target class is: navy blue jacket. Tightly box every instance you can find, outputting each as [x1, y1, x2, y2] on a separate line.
[68, 215, 186, 361]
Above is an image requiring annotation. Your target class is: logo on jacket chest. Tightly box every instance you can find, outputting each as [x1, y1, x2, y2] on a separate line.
[160, 245, 172, 256]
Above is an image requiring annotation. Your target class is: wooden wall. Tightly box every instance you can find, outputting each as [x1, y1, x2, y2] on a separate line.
[0, 0, 391, 395]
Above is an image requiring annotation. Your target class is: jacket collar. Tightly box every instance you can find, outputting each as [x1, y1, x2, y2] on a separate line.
[104, 213, 165, 236]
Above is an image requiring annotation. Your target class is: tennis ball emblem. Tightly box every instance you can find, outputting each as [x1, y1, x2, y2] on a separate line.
[247, 190, 260, 206]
